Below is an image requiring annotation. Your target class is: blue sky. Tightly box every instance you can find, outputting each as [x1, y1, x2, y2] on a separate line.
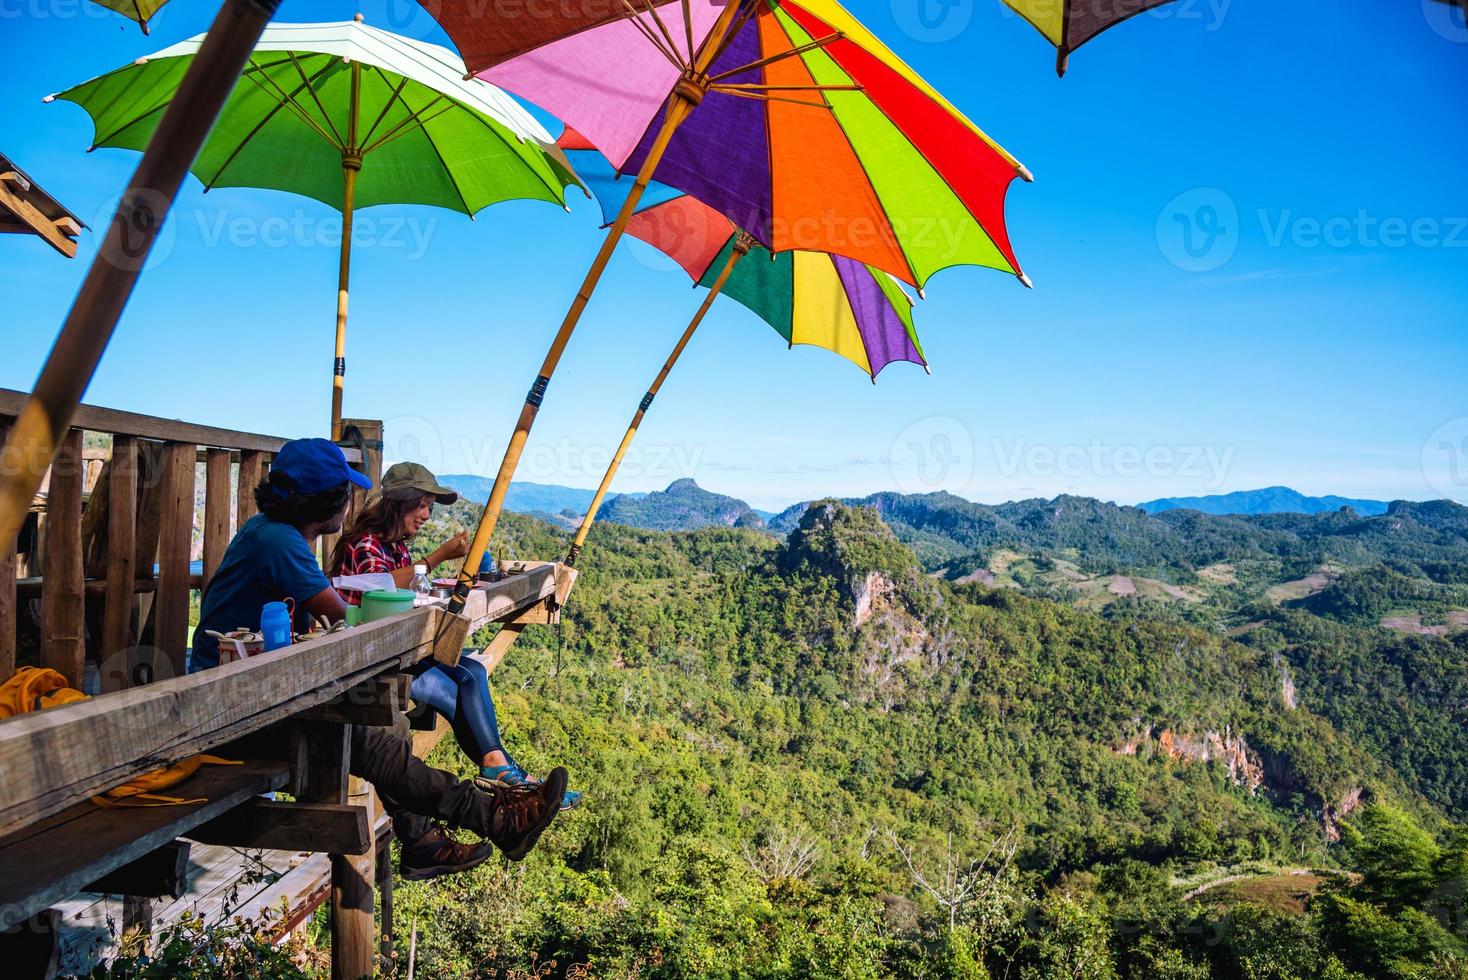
[2, 0, 1465, 510]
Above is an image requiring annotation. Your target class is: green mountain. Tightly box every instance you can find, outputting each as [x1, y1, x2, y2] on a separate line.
[382, 498, 1468, 980]
[595, 477, 768, 531]
[1138, 486, 1391, 516]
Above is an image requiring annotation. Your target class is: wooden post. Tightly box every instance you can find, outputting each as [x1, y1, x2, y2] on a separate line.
[330, 63, 362, 443]
[237, 448, 266, 527]
[202, 448, 231, 588]
[339, 417, 382, 513]
[41, 429, 84, 688]
[153, 442, 195, 678]
[0, 422, 15, 684]
[446, 4, 743, 612]
[296, 722, 374, 980]
[567, 237, 748, 566]
[0, 0, 281, 552]
[101, 436, 138, 686]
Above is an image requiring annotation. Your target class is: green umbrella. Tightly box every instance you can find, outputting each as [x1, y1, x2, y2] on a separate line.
[50, 17, 581, 438]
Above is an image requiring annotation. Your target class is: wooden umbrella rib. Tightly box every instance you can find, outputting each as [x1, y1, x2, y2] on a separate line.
[639, 0, 687, 70]
[206, 60, 342, 190]
[709, 32, 843, 82]
[360, 94, 448, 155]
[238, 63, 345, 152]
[714, 88, 830, 108]
[681, 0, 696, 62]
[713, 82, 861, 91]
[617, 2, 686, 69]
[287, 51, 346, 148]
[357, 73, 412, 153]
[707, 0, 765, 67]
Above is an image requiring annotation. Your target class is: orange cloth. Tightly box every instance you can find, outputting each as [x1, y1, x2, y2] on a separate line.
[0, 667, 240, 807]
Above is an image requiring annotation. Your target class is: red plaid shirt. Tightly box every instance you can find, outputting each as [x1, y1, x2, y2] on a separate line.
[336, 533, 412, 605]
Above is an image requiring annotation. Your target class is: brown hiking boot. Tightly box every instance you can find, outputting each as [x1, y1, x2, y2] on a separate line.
[475, 766, 567, 861]
[398, 824, 495, 881]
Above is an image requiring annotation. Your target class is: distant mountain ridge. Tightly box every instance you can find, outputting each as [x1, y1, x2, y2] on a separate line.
[1138, 485, 1390, 516]
[595, 477, 767, 531]
[438, 476, 645, 516]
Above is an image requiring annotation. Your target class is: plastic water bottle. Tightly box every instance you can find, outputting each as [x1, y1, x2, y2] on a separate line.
[260, 601, 292, 651]
[410, 563, 432, 596]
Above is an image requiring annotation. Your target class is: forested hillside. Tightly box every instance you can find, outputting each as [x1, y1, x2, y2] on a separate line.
[388, 498, 1468, 979]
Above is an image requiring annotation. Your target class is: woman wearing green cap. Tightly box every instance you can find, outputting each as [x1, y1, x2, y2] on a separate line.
[329, 462, 581, 810]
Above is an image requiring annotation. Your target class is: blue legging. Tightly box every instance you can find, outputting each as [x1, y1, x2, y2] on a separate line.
[407, 657, 504, 762]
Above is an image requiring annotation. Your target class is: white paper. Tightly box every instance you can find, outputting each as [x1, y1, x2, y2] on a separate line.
[332, 573, 397, 594]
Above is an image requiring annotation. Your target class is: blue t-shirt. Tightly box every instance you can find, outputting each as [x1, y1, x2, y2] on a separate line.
[190, 514, 331, 671]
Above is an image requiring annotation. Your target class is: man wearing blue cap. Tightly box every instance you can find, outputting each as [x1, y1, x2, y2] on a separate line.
[192, 438, 368, 670]
[194, 439, 566, 877]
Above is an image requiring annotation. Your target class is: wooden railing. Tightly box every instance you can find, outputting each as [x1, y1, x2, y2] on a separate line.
[0, 393, 577, 978]
[0, 388, 367, 690]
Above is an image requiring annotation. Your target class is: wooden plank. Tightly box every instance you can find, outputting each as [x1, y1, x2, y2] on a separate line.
[40, 430, 84, 688]
[84, 840, 190, 899]
[236, 449, 266, 528]
[0, 761, 288, 930]
[78, 453, 111, 578]
[0, 421, 15, 684]
[296, 722, 350, 806]
[0, 389, 359, 462]
[101, 437, 138, 682]
[458, 561, 566, 632]
[0, 609, 439, 838]
[0, 176, 76, 257]
[132, 442, 163, 578]
[201, 448, 231, 589]
[152, 442, 194, 679]
[187, 800, 370, 855]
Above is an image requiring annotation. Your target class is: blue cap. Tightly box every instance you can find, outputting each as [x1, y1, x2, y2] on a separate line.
[268, 438, 372, 496]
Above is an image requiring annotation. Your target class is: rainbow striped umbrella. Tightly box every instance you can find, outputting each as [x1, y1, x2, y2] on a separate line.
[421, 0, 1031, 614]
[564, 129, 924, 380]
[559, 128, 926, 564]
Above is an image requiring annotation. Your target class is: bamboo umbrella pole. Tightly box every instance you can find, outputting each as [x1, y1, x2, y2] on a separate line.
[331, 61, 363, 442]
[447, 0, 746, 614]
[0, 0, 279, 548]
[566, 235, 751, 566]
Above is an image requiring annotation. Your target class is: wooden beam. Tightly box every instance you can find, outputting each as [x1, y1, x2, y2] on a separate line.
[0, 422, 15, 684]
[201, 448, 231, 589]
[236, 449, 266, 528]
[101, 436, 138, 682]
[187, 800, 370, 855]
[296, 721, 350, 806]
[84, 839, 190, 899]
[79, 452, 111, 578]
[0, 609, 437, 837]
[0, 389, 359, 462]
[296, 672, 409, 727]
[153, 442, 194, 678]
[0, 761, 288, 930]
[0, 176, 76, 257]
[40, 430, 84, 688]
[132, 441, 164, 583]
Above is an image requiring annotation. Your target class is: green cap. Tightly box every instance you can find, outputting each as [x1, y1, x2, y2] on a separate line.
[379, 462, 458, 504]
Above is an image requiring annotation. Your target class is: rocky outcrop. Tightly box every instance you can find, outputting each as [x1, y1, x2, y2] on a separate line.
[1323, 787, 1366, 843]
[1118, 725, 1265, 794]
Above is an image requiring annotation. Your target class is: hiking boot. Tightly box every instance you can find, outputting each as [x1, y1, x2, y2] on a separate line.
[398, 824, 495, 881]
[475, 766, 567, 861]
[481, 763, 583, 811]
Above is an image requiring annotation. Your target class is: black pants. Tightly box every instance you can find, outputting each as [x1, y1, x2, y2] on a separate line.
[349, 725, 493, 843]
